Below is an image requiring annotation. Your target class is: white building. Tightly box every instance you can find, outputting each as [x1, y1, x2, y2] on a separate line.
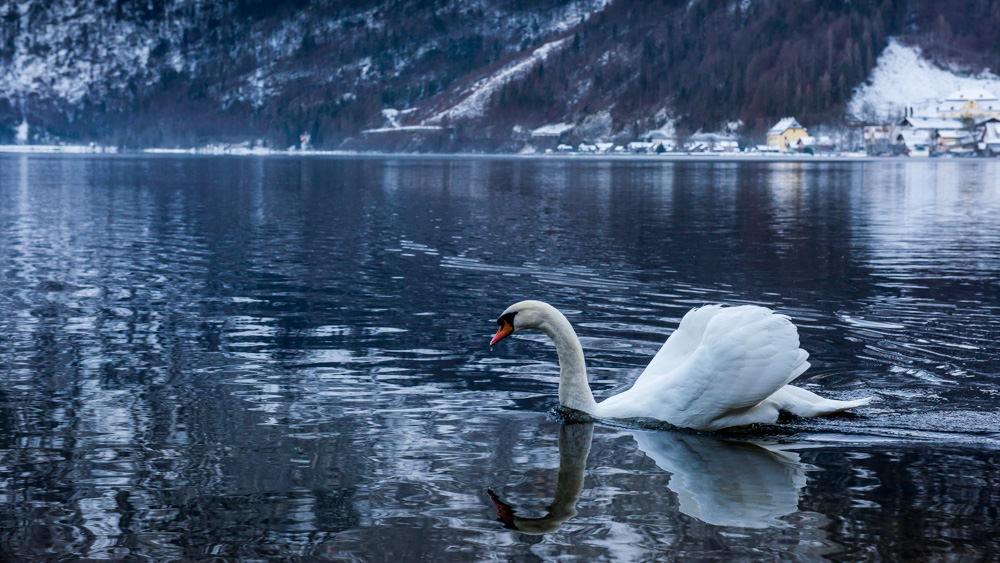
[687, 132, 738, 152]
[627, 141, 654, 153]
[643, 129, 677, 150]
[981, 121, 1000, 155]
[531, 123, 574, 149]
[937, 89, 1000, 120]
[894, 117, 964, 155]
[531, 123, 574, 140]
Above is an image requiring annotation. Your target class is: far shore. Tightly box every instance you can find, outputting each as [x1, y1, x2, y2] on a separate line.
[0, 143, 996, 163]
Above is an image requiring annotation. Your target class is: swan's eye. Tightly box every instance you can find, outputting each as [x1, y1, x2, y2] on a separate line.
[496, 312, 517, 327]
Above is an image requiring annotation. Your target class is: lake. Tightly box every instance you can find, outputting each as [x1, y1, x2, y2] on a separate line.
[1, 154, 998, 560]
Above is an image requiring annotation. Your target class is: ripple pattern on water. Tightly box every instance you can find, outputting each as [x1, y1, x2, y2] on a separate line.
[1, 156, 999, 559]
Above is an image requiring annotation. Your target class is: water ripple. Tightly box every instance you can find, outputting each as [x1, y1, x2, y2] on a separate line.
[1, 156, 999, 559]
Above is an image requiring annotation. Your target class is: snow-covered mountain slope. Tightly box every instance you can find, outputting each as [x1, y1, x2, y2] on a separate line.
[0, 0, 611, 147]
[2, 1, 1000, 150]
[848, 38, 1000, 121]
[428, 37, 572, 123]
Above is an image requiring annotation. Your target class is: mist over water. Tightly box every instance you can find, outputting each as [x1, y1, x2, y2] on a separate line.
[1, 154, 998, 559]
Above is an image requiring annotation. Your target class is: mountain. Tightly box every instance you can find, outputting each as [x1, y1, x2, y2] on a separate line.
[1, 0, 998, 151]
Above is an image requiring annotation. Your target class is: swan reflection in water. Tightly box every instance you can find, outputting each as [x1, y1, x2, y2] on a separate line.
[489, 423, 807, 533]
[489, 423, 595, 535]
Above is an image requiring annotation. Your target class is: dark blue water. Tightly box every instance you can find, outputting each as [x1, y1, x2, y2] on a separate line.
[1, 154, 998, 560]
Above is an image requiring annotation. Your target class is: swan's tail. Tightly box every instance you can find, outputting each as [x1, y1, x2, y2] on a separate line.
[787, 349, 810, 383]
[766, 385, 873, 418]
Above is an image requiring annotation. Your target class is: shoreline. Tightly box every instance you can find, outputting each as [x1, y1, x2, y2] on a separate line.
[0, 144, 994, 163]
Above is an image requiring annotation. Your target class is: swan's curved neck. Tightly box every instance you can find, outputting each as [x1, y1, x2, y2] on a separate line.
[540, 310, 598, 412]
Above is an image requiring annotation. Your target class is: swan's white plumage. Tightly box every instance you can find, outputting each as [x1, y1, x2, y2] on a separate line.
[599, 305, 814, 429]
[494, 300, 871, 431]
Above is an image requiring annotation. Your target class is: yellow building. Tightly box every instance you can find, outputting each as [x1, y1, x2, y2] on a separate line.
[766, 117, 808, 152]
[937, 89, 1000, 119]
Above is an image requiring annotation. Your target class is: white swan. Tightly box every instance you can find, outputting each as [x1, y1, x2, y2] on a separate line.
[490, 300, 871, 430]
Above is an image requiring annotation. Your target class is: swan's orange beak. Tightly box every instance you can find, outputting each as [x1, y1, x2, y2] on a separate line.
[491, 317, 514, 347]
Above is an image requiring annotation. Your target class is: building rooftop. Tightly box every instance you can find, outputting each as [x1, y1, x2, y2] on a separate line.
[531, 123, 574, 137]
[943, 88, 998, 102]
[898, 117, 964, 129]
[767, 117, 804, 135]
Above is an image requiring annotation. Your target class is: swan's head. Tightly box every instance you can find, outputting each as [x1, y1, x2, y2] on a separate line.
[490, 300, 556, 346]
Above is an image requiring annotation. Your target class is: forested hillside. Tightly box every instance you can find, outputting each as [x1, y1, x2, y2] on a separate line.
[474, 0, 1000, 141]
[479, 0, 902, 137]
[1, 0, 999, 150]
[0, 0, 609, 147]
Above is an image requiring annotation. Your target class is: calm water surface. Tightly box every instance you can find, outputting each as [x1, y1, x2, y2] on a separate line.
[0, 154, 998, 560]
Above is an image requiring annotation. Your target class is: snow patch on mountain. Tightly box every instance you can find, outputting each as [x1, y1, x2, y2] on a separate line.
[424, 0, 611, 124]
[544, 0, 613, 33]
[430, 37, 569, 123]
[848, 38, 1000, 121]
[15, 119, 28, 144]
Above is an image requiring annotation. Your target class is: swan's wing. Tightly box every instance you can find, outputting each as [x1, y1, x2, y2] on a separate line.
[634, 305, 726, 386]
[604, 306, 809, 429]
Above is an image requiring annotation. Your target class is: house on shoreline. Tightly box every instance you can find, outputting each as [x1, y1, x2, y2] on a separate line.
[530, 123, 574, 150]
[863, 89, 1000, 156]
[892, 117, 960, 156]
[766, 118, 807, 152]
[937, 89, 1000, 120]
[889, 116, 1000, 156]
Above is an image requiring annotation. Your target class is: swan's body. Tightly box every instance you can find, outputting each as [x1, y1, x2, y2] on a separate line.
[491, 300, 871, 431]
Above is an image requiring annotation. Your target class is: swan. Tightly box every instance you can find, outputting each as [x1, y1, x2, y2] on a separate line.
[490, 300, 871, 431]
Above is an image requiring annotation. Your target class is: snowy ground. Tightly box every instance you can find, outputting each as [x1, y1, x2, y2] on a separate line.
[0, 144, 118, 154]
[429, 37, 570, 123]
[848, 38, 1000, 121]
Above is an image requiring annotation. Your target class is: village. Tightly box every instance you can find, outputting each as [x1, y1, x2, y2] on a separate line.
[862, 88, 1000, 156]
[11, 89, 999, 158]
[530, 88, 1000, 158]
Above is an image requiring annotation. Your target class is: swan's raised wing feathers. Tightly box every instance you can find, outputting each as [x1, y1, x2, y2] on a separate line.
[671, 308, 805, 411]
[634, 305, 726, 385]
[599, 306, 810, 429]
